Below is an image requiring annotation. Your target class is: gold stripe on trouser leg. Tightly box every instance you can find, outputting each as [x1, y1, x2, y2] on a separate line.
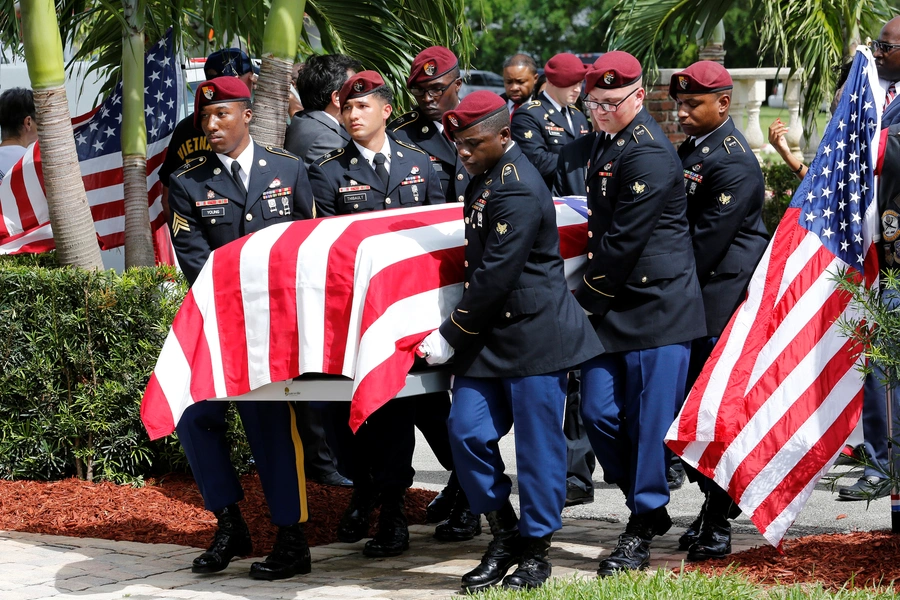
[287, 403, 309, 523]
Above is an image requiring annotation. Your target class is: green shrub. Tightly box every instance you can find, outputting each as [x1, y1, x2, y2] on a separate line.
[762, 162, 798, 234]
[0, 258, 193, 484]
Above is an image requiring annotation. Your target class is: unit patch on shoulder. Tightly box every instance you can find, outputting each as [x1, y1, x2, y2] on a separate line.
[524, 130, 533, 139]
[718, 192, 733, 206]
[630, 180, 648, 197]
[495, 220, 512, 240]
[884, 210, 900, 242]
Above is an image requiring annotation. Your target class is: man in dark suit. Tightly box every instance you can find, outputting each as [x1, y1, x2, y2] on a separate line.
[282, 53, 362, 491]
[387, 46, 480, 542]
[501, 54, 539, 115]
[284, 54, 362, 165]
[418, 91, 604, 592]
[574, 52, 707, 576]
[873, 16, 900, 126]
[166, 76, 315, 581]
[669, 61, 769, 561]
[511, 53, 590, 189]
[309, 71, 448, 559]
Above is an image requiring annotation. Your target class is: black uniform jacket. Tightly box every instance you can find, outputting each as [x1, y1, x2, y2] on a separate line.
[554, 131, 597, 196]
[877, 124, 900, 269]
[575, 108, 706, 353]
[439, 143, 604, 378]
[309, 136, 445, 216]
[167, 143, 315, 286]
[388, 110, 470, 203]
[679, 118, 769, 337]
[511, 90, 590, 187]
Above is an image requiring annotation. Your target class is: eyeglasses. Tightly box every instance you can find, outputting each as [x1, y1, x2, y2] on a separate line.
[583, 87, 639, 112]
[869, 39, 900, 54]
[409, 79, 458, 100]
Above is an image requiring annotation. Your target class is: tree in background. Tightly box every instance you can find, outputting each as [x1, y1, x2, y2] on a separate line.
[202, 0, 476, 146]
[607, 0, 893, 126]
[3, 0, 104, 269]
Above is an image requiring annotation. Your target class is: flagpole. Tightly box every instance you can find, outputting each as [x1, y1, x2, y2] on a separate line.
[889, 384, 900, 533]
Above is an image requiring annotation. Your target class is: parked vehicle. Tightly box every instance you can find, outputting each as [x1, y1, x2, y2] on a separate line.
[460, 69, 505, 98]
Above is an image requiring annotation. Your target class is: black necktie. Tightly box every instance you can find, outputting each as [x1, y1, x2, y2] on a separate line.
[373, 152, 389, 188]
[679, 137, 696, 159]
[231, 161, 247, 199]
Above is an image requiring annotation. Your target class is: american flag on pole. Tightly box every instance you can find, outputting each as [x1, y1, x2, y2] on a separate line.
[140, 198, 590, 440]
[0, 29, 180, 254]
[666, 47, 881, 548]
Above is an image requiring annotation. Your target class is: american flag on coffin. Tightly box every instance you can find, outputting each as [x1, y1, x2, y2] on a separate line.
[140, 197, 590, 439]
[666, 47, 881, 548]
[0, 29, 180, 254]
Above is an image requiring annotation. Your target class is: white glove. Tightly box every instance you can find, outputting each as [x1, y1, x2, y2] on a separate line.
[416, 330, 455, 365]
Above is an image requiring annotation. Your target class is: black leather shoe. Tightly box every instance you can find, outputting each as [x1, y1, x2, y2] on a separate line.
[677, 512, 703, 551]
[309, 471, 353, 487]
[565, 481, 594, 507]
[192, 504, 252, 574]
[838, 475, 890, 500]
[667, 464, 685, 491]
[461, 502, 521, 594]
[597, 533, 651, 576]
[502, 535, 552, 590]
[687, 515, 731, 561]
[249, 523, 312, 580]
[337, 487, 374, 543]
[426, 472, 460, 523]
[434, 494, 482, 542]
[597, 508, 670, 577]
[363, 488, 409, 557]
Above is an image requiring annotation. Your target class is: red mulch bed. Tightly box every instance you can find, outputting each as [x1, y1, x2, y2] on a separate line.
[0, 473, 436, 557]
[681, 530, 900, 591]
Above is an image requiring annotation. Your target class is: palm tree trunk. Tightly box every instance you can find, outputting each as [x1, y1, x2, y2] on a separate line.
[121, 0, 155, 267]
[20, 0, 103, 269]
[249, 0, 306, 147]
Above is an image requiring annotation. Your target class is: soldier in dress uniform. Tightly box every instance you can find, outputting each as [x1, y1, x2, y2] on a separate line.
[389, 46, 470, 203]
[166, 76, 315, 581]
[417, 91, 604, 592]
[308, 71, 447, 558]
[668, 61, 770, 562]
[511, 53, 590, 189]
[387, 46, 481, 541]
[573, 52, 707, 576]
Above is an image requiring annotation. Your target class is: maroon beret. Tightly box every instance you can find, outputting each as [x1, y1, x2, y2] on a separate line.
[585, 51, 642, 90]
[339, 70, 386, 108]
[442, 90, 508, 134]
[544, 53, 588, 88]
[408, 46, 459, 87]
[194, 76, 251, 129]
[669, 61, 734, 98]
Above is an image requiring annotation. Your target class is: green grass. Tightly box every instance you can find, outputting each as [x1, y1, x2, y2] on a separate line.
[471, 569, 897, 599]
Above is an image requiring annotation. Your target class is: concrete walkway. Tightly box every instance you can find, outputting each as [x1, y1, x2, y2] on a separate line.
[0, 429, 892, 599]
[0, 519, 767, 600]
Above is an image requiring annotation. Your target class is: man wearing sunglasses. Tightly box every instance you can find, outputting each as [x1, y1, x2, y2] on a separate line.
[573, 51, 706, 577]
[389, 46, 470, 204]
[511, 53, 590, 189]
[872, 16, 900, 126]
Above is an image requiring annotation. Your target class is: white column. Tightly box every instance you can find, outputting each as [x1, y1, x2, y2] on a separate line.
[784, 78, 804, 161]
[744, 78, 767, 162]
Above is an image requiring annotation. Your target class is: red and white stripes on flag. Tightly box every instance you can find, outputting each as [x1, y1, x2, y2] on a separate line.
[666, 48, 882, 548]
[141, 199, 589, 440]
[0, 139, 171, 253]
[0, 30, 179, 255]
